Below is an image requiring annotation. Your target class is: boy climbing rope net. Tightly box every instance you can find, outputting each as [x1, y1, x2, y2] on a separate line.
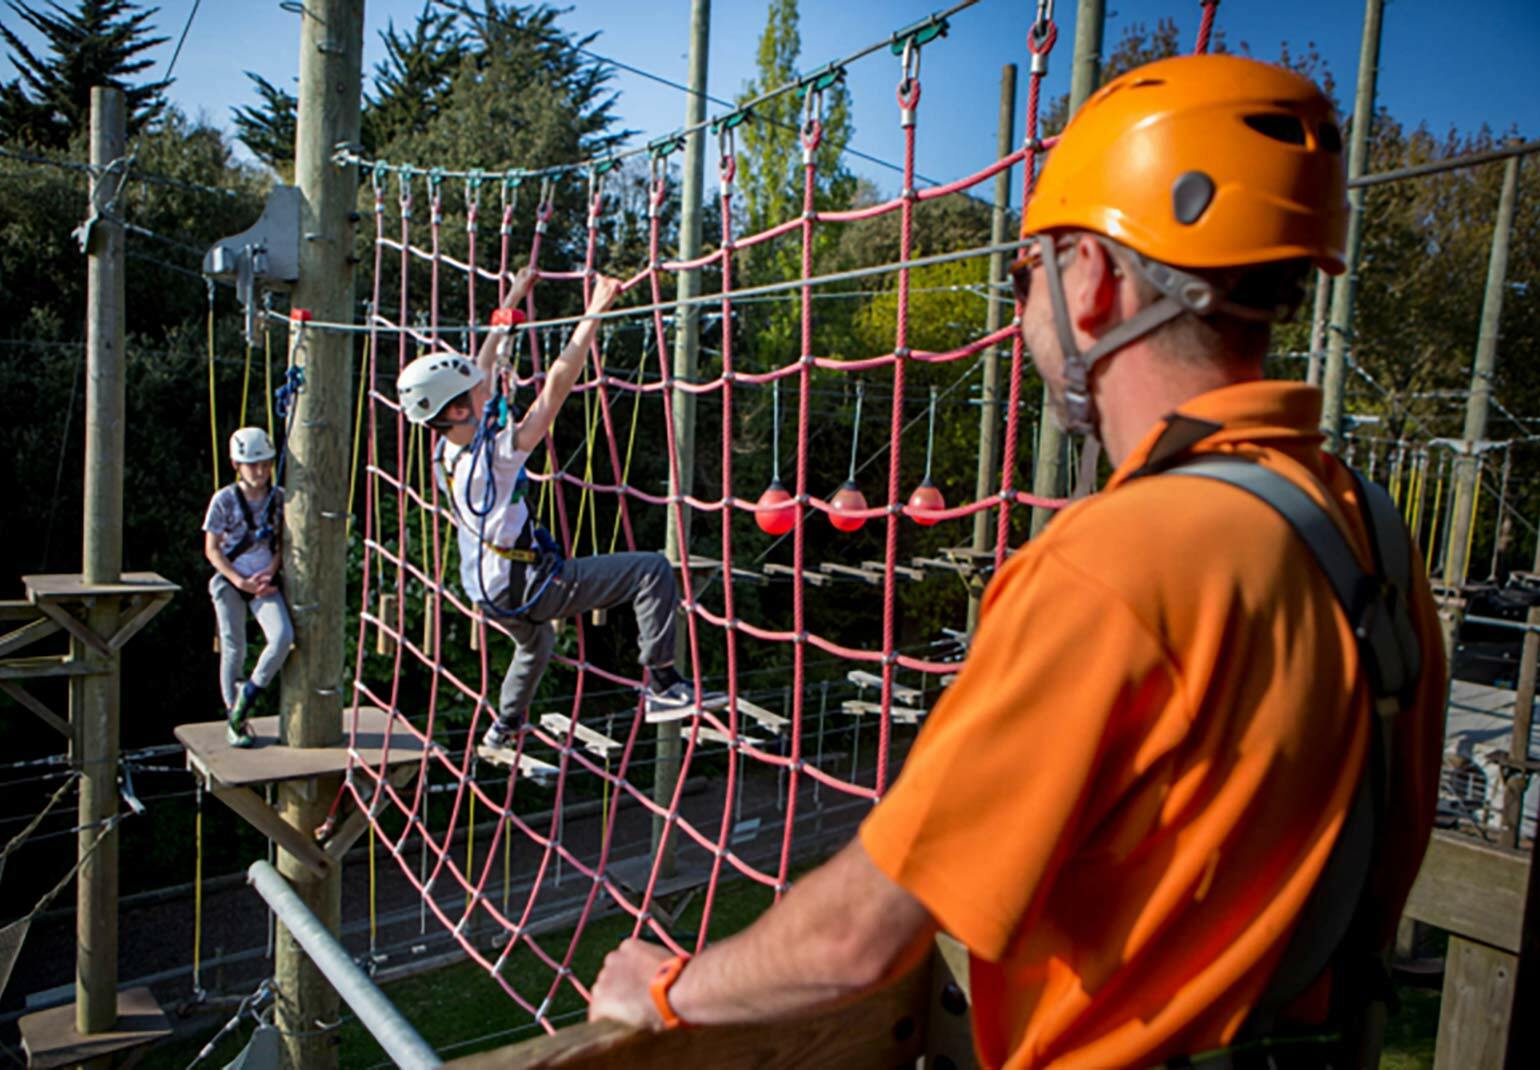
[203, 427, 293, 747]
[396, 267, 725, 761]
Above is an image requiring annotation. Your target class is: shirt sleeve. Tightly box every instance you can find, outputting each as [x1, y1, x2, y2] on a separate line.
[860, 546, 1181, 962]
[202, 488, 228, 534]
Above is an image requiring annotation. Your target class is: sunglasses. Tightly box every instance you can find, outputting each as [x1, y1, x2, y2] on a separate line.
[1009, 236, 1077, 305]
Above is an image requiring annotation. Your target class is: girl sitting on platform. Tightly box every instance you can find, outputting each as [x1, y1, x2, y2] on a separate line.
[203, 427, 293, 747]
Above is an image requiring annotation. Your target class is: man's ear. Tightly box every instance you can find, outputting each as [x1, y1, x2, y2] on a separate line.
[1068, 235, 1120, 333]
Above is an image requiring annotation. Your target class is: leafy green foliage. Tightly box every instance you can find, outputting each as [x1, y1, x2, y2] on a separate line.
[230, 71, 296, 179]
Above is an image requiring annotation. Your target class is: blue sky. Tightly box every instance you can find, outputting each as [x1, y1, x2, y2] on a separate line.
[5, 0, 1538, 195]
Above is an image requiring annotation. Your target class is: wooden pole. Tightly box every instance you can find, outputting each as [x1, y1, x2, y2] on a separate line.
[1029, 0, 1103, 537]
[1320, 0, 1385, 450]
[76, 84, 125, 1039]
[656, 0, 710, 871]
[275, 2, 363, 1067]
[968, 63, 1016, 632]
[1443, 153, 1520, 591]
[1305, 269, 1330, 386]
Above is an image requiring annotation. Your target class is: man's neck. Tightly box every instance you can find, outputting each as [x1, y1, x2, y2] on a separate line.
[1094, 348, 1261, 465]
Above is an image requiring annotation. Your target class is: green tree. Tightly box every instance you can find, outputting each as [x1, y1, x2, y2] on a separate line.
[362, 3, 464, 153]
[230, 71, 296, 177]
[0, 0, 168, 146]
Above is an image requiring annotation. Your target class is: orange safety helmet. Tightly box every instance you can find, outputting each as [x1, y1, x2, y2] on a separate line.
[1021, 53, 1348, 275]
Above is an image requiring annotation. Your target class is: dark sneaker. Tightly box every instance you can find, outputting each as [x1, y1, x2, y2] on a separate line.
[644, 681, 728, 722]
[480, 721, 515, 755]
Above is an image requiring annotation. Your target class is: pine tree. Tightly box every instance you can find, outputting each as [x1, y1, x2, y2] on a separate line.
[230, 71, 296, 176]
[363, 3, 463, 152]
[0, 0, 169, 147]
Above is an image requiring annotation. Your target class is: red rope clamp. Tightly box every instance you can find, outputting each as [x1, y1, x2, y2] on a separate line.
[370, 162, 386, 216]
[587, 167, 604, 223]
[465, 171, 482, 235]
[1027, 0, 1058, 76]
[396, 167, 414, 221]
[801, 86, 825, 163]
[535, 175, 556, 234]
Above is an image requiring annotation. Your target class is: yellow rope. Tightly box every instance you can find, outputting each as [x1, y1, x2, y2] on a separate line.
[347, 334, 371, 539]
[466, 788, 477, 915]
[263, 322, 275, 438]
[571, 387, 602, 557]
[608, 367, 646, 554]
[193, 785, 204, 991]
[1464, 458, 1483, 579]
[1425, 461, 1446, 571]
[1406, 451, 1426, 530]
[207, 299, 220, 492]
[240, 335, 253, 427]
[1389, 446, 1405, 508]
[368, 822, 378, 952]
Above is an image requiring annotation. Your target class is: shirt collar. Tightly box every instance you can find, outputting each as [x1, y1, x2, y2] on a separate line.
[1105, 381, 1327, 491]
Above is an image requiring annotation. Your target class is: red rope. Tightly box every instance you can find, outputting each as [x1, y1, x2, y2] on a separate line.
[1195, 0, 1219, 54]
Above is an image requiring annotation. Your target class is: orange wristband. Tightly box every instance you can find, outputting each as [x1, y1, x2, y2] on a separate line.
[649, 954, 690, 1030]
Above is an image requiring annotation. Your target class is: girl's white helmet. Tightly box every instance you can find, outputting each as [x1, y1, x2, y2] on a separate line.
[229, 427, 277, 463]
[397, 353, 485, 425]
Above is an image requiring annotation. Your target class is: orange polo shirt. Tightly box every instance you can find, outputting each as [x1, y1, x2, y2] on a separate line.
[861, 381, 1446, 1069]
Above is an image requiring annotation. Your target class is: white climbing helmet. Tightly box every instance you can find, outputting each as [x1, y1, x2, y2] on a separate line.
[229, 427, 276, 463]
[396, 353, 485, 425]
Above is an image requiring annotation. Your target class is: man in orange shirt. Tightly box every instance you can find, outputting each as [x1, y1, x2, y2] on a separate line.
[590, 54, 1446, 1069]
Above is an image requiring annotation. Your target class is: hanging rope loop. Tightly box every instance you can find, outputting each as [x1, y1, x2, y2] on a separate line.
[896, 39, 923, 124]
[801, 84, 825, 160]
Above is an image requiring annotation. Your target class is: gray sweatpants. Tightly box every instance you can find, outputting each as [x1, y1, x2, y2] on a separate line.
[487, 551, 676, 729]
[210, 574, 294, 708]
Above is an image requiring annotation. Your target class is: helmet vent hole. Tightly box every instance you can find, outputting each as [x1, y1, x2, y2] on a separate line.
[1317, 121, 1343, 153]
[1171, 171, 1215, 225]
[1243, 113, 1307, 146]
[1129, 77, 1165, 89]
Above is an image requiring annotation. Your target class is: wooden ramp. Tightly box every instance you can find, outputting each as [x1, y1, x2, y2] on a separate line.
[18, 987, 171, 1070]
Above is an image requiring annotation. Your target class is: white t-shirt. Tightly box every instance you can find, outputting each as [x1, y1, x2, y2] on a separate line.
[203, 484, 283, 580]
[437, 426, 532, 603]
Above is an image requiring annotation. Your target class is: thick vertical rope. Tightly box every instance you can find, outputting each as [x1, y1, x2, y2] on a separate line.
[998, 7, 1059, 563]
[1194, 0, 1220, 54]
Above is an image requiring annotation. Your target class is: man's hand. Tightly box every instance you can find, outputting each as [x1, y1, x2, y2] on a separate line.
[589, 938, 672, 1029]
[506, 265, 537, 305]
[585, 275, 623, 320]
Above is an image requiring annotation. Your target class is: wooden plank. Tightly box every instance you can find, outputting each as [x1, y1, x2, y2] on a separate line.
[0, 655, 96, 680]
[442, 952, 930, 1070]
[22, 571, 179, 602]
[211, 786, 330, 880]
[0, 681, 72, 739]
[322, 766, 417, 863]
[734, 698, 787, 734]
[761, 562, 829, 586]
[0, 614, 61, 658]
[846, 670, 923, 705]
[17, 987, 171, 1070]
[174, 706, 429, 790]
[693, 726, 767, 748]
[478, 746, 559, 783]
[0, 600, 40, 621]
[1434, 936, 1516, 1070]
[541, 714, 623, 758]
[863, 560, 926, 581]
[819, 562, 883, 585]
[684, 555, 766, 585]
[1404, 830, 1530, 953]
[927, 933, 976, 1070]
[840, 700, 925, 725]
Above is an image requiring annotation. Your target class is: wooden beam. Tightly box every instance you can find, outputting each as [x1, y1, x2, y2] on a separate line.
[0, 615, 61, 658]
[442, 952, 931, 1070]
[211, 785, 330, 880]
[0, 681, 73, 739]
[105, 593, 173, 652]
[0, 655, 97, 680]
[1404, 830, 1530, 953]
[1434, 936, 1516, 1070]
[32, 601, 111, 658]
[926, 933, 976, 1070]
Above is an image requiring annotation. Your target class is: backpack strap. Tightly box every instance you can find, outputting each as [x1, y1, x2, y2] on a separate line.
[1166, 456, 1422, 1037]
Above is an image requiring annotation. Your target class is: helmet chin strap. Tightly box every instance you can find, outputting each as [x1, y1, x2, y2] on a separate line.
[1035, 233, 1202, 498]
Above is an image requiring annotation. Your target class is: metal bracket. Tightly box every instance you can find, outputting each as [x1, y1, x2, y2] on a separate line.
[203, 185, 302, 344]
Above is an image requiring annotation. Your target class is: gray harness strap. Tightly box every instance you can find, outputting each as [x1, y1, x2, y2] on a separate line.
[1168, 457, 1422, 1036]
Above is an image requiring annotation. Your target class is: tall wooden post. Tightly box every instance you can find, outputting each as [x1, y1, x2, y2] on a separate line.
[1443, 153, 1519, 591]
[1320, 0, 1385, 450]
[968, 63, 1016, 631]
[275, 2, 363, 1067]
[76, 85, 126, 1039]
[656, 0, 710, 870]
[1029, 0, 1103, 536]
[1305, 269, 1330, 386]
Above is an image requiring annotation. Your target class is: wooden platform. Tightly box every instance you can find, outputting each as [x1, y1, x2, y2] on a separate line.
[174, 705, 428, 789]
[18, 986, 171, 1070]
[477, 744, 559, 783]
[841, 699, 926, 725]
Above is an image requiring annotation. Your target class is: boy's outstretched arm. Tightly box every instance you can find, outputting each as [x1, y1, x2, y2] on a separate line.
[513, 277, 622, 453]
